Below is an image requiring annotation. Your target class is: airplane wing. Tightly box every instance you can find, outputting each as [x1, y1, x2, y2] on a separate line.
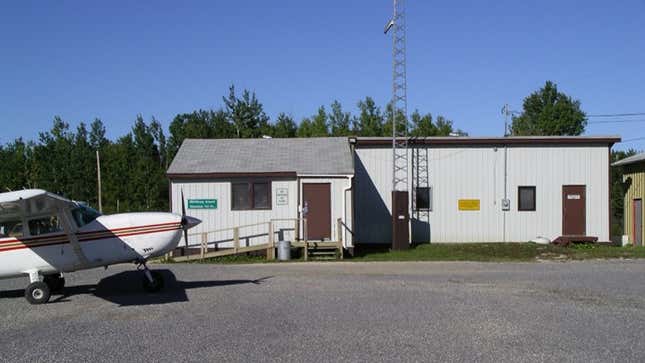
[0, 189, 75, 216]
[0, 189, 89, 268]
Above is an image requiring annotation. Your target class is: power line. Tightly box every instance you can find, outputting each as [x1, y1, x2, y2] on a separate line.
[619, 136, 645, 143]
[587, 112, 645, 118]
[588, 119, 645, 124]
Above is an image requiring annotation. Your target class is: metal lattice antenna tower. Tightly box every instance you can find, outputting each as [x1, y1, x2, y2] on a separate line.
[412, 141, 429, 219]
[385, 0, 409, 191]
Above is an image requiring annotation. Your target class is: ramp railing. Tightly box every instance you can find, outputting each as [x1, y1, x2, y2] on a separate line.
[171, 218, 350, 262]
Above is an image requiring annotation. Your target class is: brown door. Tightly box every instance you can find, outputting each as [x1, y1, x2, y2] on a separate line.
[562, 185, 586, 235]
[303, 183, 331, 240]
[392, 190, 409, 250]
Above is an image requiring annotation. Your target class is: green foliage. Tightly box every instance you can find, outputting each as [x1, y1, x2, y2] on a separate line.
[383, 103, 408, 137]
[223, 85, 271, 139]
[296, 118, 313, 138]
[167, 109, 234, 161]
[272, 113, 297, 138]
[354, 97, 384, 136]
[309, 106, 329, 137]
[0, 138, 33, 191]
[511, 81, 587, 136]
[408, 110, 461, 137]
[329, 100, 352, 136]
[0, 85, 464, 214]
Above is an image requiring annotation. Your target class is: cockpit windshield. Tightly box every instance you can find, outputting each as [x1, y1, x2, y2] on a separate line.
[71, 205, 101, 228]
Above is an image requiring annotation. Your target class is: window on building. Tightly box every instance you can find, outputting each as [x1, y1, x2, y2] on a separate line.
[415, 187, 432, 211]
[28, 215, 63, 236]
[518, 186, 536, 211]
[232, 181, 272, 210]
[253, 182, 270, 209]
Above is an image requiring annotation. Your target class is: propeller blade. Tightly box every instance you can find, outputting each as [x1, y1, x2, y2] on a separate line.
[181, 189, 188, 253]
[181, 189, 186, 219]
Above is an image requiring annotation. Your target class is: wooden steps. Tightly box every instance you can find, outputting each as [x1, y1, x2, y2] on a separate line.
[293, 241, 343, 261]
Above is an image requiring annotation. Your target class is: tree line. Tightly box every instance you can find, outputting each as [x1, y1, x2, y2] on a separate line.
[0, 85, 463, 213]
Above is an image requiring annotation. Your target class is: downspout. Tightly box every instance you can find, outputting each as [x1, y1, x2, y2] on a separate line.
[342, 175, 354, 248]
[343, 137, 357, 248]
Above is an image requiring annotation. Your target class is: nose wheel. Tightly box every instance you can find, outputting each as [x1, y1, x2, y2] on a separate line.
[138, 262, 164, 293]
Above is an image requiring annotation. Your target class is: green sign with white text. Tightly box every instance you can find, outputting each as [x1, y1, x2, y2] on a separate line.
[187, 199, 217, 209]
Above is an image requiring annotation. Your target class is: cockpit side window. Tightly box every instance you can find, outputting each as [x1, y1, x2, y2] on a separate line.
[72, 206, 101, 228]
[0, 220, 24, 238]
[28, 215, 63, 236]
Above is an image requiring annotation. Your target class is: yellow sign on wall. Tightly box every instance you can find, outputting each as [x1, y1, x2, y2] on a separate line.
[458, 199, 480, 211]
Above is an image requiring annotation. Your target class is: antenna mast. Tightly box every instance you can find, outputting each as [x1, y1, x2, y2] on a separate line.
[385, 0, 409, 192]
[385, 0, 410, 250]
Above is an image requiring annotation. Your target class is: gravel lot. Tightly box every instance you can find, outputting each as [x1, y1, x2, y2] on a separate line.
[1, 260, 645, 362]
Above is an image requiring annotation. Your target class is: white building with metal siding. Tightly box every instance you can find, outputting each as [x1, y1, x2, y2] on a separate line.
[168, 135, 619, 251]
[353, 136, 618, 244]
[167, 138, 354, 249]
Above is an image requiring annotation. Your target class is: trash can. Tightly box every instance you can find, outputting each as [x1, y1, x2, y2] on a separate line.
[277, 240, 291, 261]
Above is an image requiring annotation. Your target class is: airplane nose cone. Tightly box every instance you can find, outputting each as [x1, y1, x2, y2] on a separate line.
[181, 215, 201, 229]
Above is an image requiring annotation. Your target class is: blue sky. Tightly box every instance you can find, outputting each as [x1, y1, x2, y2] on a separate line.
[1, 1, 644, 150]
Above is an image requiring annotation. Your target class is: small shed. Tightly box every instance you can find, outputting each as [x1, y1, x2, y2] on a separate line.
[167, 138, 355, 250]
[613, 152, 645, 246]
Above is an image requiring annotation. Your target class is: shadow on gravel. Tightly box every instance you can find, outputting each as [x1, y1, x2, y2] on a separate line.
[1, 270, 272, 306]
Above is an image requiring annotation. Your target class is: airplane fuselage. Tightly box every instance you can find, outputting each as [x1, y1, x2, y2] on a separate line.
[0, 212, 184, 279]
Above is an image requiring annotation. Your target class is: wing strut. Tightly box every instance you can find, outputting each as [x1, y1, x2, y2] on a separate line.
[58, 207, 89, 269]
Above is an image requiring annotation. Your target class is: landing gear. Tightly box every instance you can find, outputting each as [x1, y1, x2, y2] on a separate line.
[44, 274, 65, 293]
[25, 281, 51, 305]
[138, 261, 164, 293]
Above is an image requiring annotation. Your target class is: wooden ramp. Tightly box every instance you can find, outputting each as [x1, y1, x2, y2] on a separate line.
[171, 218, 345, 262]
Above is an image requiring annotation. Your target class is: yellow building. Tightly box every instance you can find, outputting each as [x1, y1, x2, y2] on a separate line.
[614, 153, 645, 246]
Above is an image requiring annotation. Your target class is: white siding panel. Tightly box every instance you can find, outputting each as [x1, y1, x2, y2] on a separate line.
[171, 176, 355, 248]
[170, 179, 298, 248]
[354, 145, 610, 244]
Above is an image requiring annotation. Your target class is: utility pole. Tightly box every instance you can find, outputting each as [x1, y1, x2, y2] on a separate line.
[96, 150, 102, 213]
[502, 104, 510, 136]
[385, 0, 410, 250]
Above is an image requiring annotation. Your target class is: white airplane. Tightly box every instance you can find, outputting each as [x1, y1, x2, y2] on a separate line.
[0, 189, 201, 304]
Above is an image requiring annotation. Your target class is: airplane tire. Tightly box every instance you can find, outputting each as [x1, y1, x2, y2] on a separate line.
[142, 271, 164, 293]
[44, 275, 65, 293]
[25, 281, 51, 305]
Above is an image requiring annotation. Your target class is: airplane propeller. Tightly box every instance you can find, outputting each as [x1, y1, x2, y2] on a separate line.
[181, 189, 189, 255]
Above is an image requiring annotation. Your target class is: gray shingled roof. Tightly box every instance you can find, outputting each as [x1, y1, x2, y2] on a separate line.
[612, 152, 645, 167]
[167, 137, 354, 176]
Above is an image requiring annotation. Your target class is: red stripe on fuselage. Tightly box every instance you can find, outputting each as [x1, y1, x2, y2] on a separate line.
[0, 224, 182, 252]
[0, 221, 180, 245]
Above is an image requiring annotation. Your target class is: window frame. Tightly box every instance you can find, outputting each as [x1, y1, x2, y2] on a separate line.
[415, 186, 432, 211]
[231, 180, 272, 211]
[0, 218, 25, 238]
[27, 213, 63, 236]
[517, 186, 536, 211]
